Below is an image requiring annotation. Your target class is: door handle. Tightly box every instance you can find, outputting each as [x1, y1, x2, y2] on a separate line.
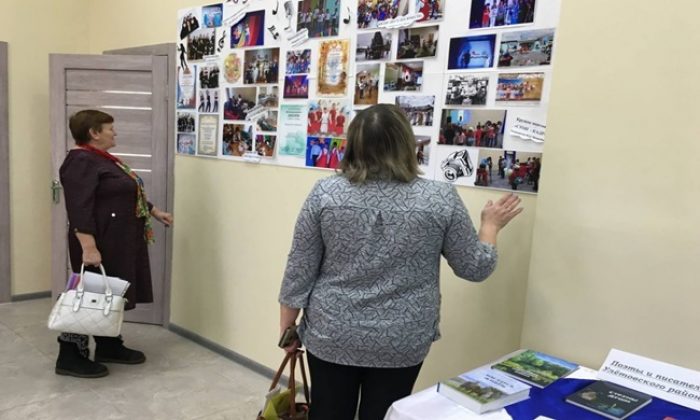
[51, 180, 62, 204]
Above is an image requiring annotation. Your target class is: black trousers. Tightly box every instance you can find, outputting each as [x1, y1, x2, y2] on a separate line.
[306, 351, 422, 420]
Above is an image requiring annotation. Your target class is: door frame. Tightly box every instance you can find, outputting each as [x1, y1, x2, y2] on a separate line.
[50, 53, 170, 325]
[104, 43, 176, 327]
[0, 42, 10, 303]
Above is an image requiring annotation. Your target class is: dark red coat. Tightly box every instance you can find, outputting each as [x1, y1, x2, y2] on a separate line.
[59, 149, 152, 310]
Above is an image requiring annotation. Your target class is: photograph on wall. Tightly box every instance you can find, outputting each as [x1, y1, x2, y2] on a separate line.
[444, 73, 489, 106]
[354, 63, 380, 106]
[308, 99, 350, 137]
[177, 66, 197, 109]
[223, 52, 243, 83]
[177, 134, 196, 155]
[384, 61, 423, 92]
[178, 43, 191, 74]
[357, 0, 409, 29]
[222, 123, 253, 156]
[318, 39, 349, 96]
[198, 114, 219, 156]
[278, 104, 308, 156]
[230, 10, 266, 48]
[198, 64, 220, 89]
[257, 86, 279, 108]
[197, 89, 220, 113]
[434, 146, 478, 185]
[447, 34, 496, 70]
[415, 135, 430, 167]
[498, 28, 555, 68]
[255, 134, 277, 157]
[223, 87, 256, 120]
[256, 111, 279, 131]
[356, 31, 393, 61]
[439, 109, 507, 148]
[187, 28, 217, 60]
[416, 0, 444, 22]
[177, 112, 196, 133]
[202, 3, 223, 28]
[306, 137, 345, 169]
[395, 95, 434, 126]
[286, 49, 312, 74]
[496, 72, 544, 103]
[476, 149, 541, 192]
[297, 0, 340, 38]
[244, 48, 280, 84]
[468, 0, 536, 29]
[284, 75, 309, 99]
[396, 25, 438, 59]
[179, 9, 201, 40]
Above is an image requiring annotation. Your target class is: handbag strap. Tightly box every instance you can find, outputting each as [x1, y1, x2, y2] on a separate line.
[287, 350, 311, 415]
[297, 351, 310, 404]
[78, 264, 113, 296]
[267, 350, 310, 416]
[268, 351, 294, 392]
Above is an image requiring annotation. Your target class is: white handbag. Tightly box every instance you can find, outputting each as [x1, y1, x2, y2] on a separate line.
[47, 264, 126, 337]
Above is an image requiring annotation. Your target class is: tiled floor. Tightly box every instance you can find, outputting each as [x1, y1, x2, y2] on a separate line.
[0, 299, 271, 419]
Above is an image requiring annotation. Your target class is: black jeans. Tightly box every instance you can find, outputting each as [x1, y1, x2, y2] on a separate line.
[307, 351, 422, 420]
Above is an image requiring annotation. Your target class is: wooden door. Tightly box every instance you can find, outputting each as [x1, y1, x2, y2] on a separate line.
[50, 54, 168, 324]
[0, 41, 9, 303]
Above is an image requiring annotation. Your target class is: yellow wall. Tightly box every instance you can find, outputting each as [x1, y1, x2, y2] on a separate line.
[521, 1, 700, 370]
[86, 0, 537, 389]
[0, 0, 90, 295]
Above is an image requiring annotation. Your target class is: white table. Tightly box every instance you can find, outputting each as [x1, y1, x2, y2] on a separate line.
[384, 367, 597, 420]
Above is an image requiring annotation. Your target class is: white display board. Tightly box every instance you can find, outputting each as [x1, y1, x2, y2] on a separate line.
[176, 0, 560, 194]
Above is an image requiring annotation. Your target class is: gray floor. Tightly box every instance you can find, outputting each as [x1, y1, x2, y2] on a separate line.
[0, 299, 272, 419]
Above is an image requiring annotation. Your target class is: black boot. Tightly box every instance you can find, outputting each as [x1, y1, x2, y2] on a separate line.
[94, 335, 146, 364]
[55, 337, 109, 378]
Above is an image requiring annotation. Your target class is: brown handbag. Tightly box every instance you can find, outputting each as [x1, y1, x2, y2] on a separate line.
[257, 350, 310, 420]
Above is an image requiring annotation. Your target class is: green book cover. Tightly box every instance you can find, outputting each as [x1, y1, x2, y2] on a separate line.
[491, 349, 579, 388]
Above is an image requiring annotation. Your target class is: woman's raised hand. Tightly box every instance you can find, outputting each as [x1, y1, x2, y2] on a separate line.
[481, 193, 523, 232]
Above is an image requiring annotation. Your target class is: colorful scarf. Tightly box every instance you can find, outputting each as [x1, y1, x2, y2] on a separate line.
[79, 145, 155, 243]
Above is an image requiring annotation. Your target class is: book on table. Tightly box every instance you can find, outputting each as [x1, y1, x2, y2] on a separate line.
[437, 367, 531, 414]
[491, 349, 579, 388]
[565, 380, 653, 419]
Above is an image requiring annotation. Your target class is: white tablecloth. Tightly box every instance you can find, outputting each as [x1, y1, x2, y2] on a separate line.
[384, 366, 597, 420]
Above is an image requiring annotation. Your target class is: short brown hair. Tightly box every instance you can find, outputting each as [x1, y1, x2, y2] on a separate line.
[68, 110, 114, 145]
[340, 104, 420, 183]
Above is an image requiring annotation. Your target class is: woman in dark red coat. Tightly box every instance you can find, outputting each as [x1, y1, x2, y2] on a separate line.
[56, 110, 173, 378]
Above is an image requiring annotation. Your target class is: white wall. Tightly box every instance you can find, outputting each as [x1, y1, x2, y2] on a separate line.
[521, 0, 700, 370]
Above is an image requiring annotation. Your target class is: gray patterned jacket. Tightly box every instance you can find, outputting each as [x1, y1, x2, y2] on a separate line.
[279, 175, 497, 368]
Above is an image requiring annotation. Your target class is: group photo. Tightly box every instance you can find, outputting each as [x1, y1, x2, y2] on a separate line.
[475, 149, 542, 192]
[307, 100, 350, 137]
[244, 48, 280, 84]
[498, 29, 555, 67]
[222, 123, 253, 156]
[444, 73, 489, 106]
[296, 0, 340, 38]
[357, 0, 409, 28]
[395, 95, 435, 126]
[469, 0, 537, 29]
[305, 136, 346, 168]
[439, 109, 507, 148]
[496, 72, 544, 103]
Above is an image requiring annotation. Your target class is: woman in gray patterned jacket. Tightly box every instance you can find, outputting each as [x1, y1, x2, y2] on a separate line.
[278, 104, 522, 420]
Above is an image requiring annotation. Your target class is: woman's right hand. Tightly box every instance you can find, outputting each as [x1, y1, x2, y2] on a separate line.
[82, 247, 102, 266]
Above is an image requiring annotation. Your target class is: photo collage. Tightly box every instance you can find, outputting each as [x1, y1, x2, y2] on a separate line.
[176, 0, 558, 193]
